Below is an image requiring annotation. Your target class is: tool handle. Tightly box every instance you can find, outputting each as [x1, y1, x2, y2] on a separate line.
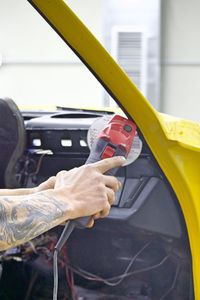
[72, 138, 126, 229]
[55, 116, 136, 246]
[53, 116, 136, 300]
[55, 138, 126, 251]
[55, 220, 75, 252]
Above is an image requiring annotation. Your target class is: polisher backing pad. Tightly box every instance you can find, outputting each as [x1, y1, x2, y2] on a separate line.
[87, 115, 142, 166]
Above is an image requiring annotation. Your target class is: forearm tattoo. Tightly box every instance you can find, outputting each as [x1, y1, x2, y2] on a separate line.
[0, 191, 68, 251]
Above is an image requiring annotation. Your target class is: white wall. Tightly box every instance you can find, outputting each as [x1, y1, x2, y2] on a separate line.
[1, 0, 200, 122]
[161, 0, 200, 123]
[0, 0, 103, 108]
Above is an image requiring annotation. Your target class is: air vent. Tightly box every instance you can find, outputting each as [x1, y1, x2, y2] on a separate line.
[111, 27, 147, 96]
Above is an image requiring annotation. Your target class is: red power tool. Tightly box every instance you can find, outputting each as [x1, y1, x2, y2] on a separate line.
[53, 115, 136, 299]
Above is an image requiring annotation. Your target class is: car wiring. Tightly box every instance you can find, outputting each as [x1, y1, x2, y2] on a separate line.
[62, 243, 78, 300]
[159, 261, 180, 300]
[1, 233, 180, 299]
[53, 242, 153, 299]
[57, 242, 172, 288]
[65, 268, 78, 300]
[16, 149, 48, 187]
[53, 241, 78, 300]
[72, 242, 151, 287]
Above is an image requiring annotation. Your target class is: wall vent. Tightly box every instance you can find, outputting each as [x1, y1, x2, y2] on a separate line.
[111, 27, 147, 97]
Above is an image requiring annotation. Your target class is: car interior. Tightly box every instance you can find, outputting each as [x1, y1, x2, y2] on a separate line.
[0, 107, 194, 300]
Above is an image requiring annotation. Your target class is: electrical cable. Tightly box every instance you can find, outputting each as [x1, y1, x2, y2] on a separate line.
[159, 262, 180, 300]
[53, 221, 75, 300]
[62, 243, 78, 300]
[57, 247, 171, 287]
[76, 242, 151, 287]
[66, 268, 77, 300]
[35, 152, 47, 174]
[77, 254, 170, 284]
[53, 250, 59, 300]
[20, 150, 47, 187]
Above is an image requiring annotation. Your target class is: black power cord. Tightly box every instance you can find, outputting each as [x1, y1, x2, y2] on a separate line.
[53, 220, 75, 300]
[53, 250, 58, 300]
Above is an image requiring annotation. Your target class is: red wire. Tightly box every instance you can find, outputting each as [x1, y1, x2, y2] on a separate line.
[66, 267, 72, 289]
[65, 266, 78, 300]
[62, 244, 78, 300]
[70, 270, 78, 300]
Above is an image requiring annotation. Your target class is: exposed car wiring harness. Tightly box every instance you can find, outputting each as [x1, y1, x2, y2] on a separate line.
[15, 150, 49, 187]
[54, 242, 181, 300]
[0, 232, 183, 300]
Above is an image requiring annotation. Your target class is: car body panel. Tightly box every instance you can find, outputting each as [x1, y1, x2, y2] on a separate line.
[28, 0, 200, 298]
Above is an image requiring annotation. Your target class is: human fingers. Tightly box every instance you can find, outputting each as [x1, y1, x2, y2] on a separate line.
[54, 170, 69, 189]
[94, 156, 126, 174]
[93, 212, 101, 220]
[106, 187, 115, 206]
[87, 218, 94, 228]
[36, 176, 56, 192]
[60, 221, 67, 226]
[46, 176, 56, 188]
[90, 206, 112, 226]
[99, 201, 111, 218]
[103, 175, 121, 192]
[97, 187, 114, 218]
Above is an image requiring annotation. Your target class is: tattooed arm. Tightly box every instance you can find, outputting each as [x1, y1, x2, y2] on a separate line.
[0, 156, 124, 251]
[0, 190, 68, 251]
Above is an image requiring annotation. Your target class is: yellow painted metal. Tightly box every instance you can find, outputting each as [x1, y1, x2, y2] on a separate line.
[29, 0, 200, 297]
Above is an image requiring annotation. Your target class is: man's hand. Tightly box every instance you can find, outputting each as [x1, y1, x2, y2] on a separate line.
[53, 156, 125, 225]
[33, 176, 56, 193]
[0, 177, 56, 196]
[0, 156, 125, 250]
